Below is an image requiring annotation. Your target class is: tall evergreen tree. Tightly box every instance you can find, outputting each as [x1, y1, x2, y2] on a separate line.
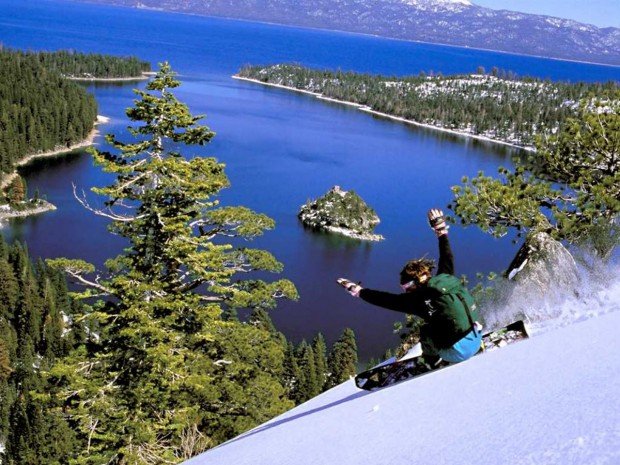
[249, 307, 278, 335]
[47, 63, 297, 463]
[282, 341, 301, 401]
[0, 340, 11, 382]
[327, 328, 358, 388]
[312, 333, 328, 391]
[296, 340, 320, 402]
[6, 175, 26, 204]
[0, 259, 19, 320]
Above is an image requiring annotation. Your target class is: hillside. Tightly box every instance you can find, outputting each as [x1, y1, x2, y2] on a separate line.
[184, 276, 620, 465]
[75, 0, 620, 65]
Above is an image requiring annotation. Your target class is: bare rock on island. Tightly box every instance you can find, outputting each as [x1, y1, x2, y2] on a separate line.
[298, 186, 384, 241]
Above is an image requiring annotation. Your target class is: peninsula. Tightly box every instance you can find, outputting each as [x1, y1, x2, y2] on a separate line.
[65, 73, 152, 82]
[0, 116, 110, 222]
[0, 49, 150, 220]
[236, 64, 619, 150]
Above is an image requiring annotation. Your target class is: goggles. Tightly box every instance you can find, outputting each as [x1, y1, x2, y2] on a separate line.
[400, 280, 417, 291]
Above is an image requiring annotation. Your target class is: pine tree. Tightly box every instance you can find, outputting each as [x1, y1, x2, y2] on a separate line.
[451, 103, 620, 259]
[282, 341, 301, 401]
[249, 307, 278, 335]
[312, 333, 328, 391]
[7, 175, 26, 204]
[47, 63, 298, 463]
[0, 259, 19, 320]
[297, 341, 320, 401]
[0, 340, 11, 382]
[327, 328, 358, 388]
[6, 398, 33, 464]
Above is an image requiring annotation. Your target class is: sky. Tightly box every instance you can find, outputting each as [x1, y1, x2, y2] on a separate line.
[185, 271, 620, 465]
[474, 0, 620, 28]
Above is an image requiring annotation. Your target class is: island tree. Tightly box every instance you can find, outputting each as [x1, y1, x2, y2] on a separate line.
[450, 102, 620, 260]
[47, 63, 298, 464]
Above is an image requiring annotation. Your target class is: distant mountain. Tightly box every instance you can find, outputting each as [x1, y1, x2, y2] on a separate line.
[77, 0, 620, 66]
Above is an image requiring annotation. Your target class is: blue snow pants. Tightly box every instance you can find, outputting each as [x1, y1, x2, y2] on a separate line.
[438, 328, 483, 363]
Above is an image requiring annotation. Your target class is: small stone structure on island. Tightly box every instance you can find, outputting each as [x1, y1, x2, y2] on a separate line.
[298, 186, 384, 241]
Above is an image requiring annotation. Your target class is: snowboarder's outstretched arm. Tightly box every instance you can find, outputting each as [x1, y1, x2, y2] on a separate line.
[337, 208, 454, 316]
[357, 287, 428, 316]
[428, 209, 454, 276]
[336, 279, 429, 317]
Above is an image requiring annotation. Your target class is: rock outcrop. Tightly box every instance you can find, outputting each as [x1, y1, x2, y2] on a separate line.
[505, 232, 579, 290]
[298, 186, 383, 241]
[480, 232, 580, 329]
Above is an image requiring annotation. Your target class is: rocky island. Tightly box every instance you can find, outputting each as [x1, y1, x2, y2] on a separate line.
[298, 186, 384, 241]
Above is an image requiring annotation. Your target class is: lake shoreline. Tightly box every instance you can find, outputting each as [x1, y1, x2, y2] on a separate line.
[0, 114, 109, 191]
[232, 75, 535, 152]
[0, 200, 57, 221]
[66, 72, 154, 82]
[0, 115, 108, 220]
[321, 225, 384, 242]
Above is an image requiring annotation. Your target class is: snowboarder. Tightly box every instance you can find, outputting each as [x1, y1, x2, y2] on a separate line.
[337, 209, 482, 364]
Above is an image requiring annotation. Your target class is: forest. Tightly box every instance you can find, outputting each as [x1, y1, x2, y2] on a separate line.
[0, 233, 359, 463]
[29, 50, 151, 79]
[0, 50, 98, 176]
[238, 64, 620, 148]
[0, 49, 151, 180]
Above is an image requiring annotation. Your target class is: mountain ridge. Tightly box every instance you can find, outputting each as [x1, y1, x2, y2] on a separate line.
[73, 0, 620, 66]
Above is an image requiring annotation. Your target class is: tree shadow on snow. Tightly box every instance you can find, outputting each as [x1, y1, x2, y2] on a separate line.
[219, 389, 371, 447]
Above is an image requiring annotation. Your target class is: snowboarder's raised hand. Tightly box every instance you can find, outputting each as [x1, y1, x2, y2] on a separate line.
[428, 208, 449, 236]
[337, 278, 362, 297]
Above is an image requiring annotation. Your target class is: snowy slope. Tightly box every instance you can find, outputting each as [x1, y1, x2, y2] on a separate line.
[185, 299, 620, 464]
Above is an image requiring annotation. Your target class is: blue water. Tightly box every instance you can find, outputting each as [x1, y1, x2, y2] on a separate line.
[2, 0, 619, 360]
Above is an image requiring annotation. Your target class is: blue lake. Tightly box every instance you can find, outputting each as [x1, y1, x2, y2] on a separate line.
[2, 0, 619, 360]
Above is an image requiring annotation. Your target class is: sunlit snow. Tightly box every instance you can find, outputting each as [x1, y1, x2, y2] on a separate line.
[401, 0, 473, 9]
[185, 266, 620, 465]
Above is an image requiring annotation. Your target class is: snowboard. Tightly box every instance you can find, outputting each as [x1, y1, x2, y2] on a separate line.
[355, 320, 529, 391]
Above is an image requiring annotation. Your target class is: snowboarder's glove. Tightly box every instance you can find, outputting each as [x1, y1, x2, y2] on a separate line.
[428, 208, 449, 236]
[337, 278, 362, 297]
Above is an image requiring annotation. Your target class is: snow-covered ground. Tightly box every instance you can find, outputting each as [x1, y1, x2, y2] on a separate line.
[185, 270, 620, 465]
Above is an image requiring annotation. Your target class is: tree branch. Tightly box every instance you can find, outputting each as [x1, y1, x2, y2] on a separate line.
[73, 184, 144, 222]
